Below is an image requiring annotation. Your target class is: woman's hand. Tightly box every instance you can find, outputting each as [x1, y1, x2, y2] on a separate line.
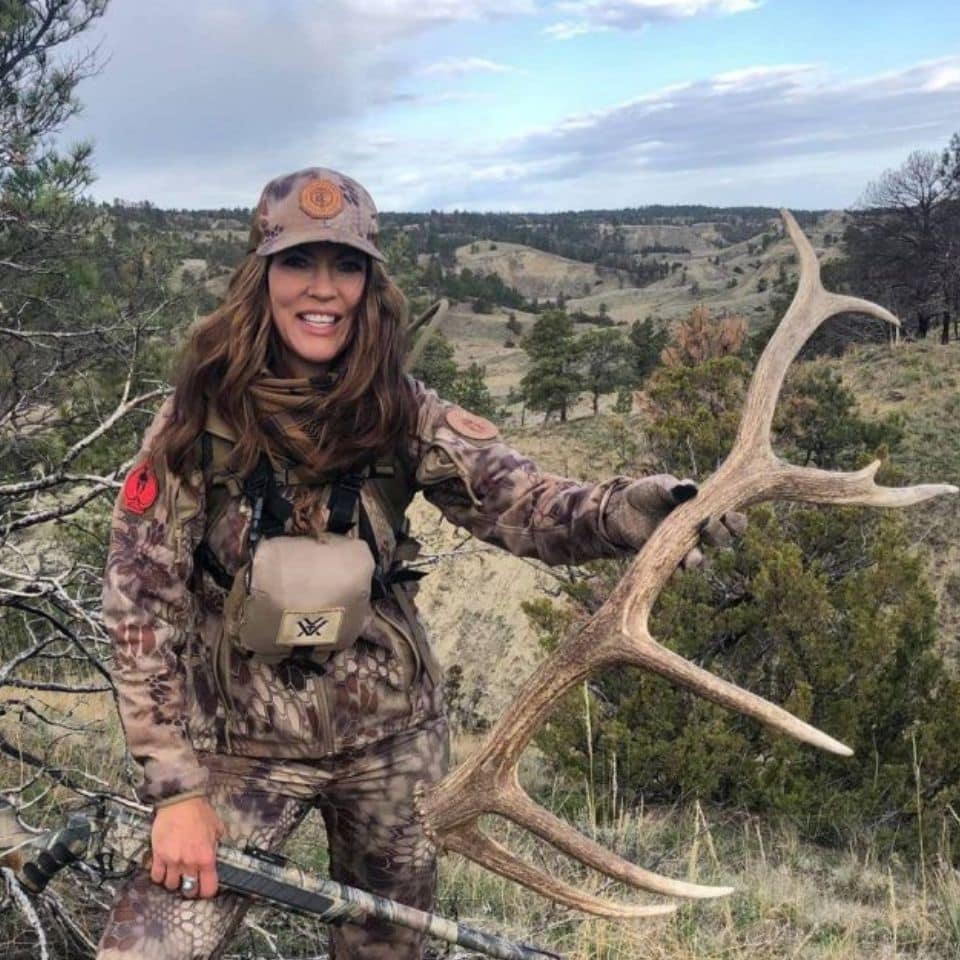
[606, 474, 747, 565]
[150, 796, 224, 899]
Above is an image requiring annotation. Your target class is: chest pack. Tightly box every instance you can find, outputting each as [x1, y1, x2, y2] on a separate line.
[193, 414, 421, 665]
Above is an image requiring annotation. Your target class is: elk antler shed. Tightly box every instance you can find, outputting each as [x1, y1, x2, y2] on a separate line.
[415, 212, 959, 918]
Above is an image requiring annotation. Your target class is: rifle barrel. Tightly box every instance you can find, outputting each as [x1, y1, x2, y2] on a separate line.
[215, 840, 560, 960]
[3, 801, 559, 960]
[109, 805, 561, 960]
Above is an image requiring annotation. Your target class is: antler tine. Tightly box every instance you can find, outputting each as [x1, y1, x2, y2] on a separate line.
[442, 822, 679, 919]
[614, 625, 853, 757]
[501, 780, 733, 899]
[405, 297, 450, 372]
[767, 458, 958, 509]
[418, 211, 958, 917]
[738, 211, 899, 451]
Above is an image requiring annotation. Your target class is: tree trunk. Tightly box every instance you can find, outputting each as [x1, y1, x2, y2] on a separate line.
[941, 311, 951, 345]
[917, 311, 930, 338]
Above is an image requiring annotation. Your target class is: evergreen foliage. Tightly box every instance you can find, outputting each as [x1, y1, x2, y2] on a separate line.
[451, 362, 496, 417]
[534, 504, 960, 853]
[529, 321, 960, 855]
[409, 332, 496, 416]
[425, 262, 529, 312]
[775, 365, 904, 469]
[409, 332, 458, 398]
[379, 205, 812, 284]
[0, 0, 200, 666]
[624, 317, 668, 386]
[578, 328, 625, 415]
[520, 310, 582, 422]
[644, 356, 750, 477]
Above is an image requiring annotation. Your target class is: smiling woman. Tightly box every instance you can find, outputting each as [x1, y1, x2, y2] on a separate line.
[95, 165, 736, 960]
[268, 243, 368, 376]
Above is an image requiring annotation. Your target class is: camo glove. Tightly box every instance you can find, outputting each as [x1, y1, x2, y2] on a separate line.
[604, 474, 747, 568]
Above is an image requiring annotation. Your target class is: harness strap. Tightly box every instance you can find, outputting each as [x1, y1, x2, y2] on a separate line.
[243, 455, 292, 542]
[356, 494, 387, 599]
[194, 442, 417, 597]
[194, 541, 234, 592]
[200, 433, 214, 472]
[327, 470, 366, 535]
[328, 468, 395, 598]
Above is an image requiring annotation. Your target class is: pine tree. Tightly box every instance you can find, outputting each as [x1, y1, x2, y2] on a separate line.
[452, 362, 496, 417]
[578, 327, 624, 415]
[410, 331, 458, 397]
[520, 309, 582, 423]
[624, 316, 667, 386]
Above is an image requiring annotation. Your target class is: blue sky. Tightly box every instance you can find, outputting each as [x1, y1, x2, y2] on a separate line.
[61, 0, 960, 212]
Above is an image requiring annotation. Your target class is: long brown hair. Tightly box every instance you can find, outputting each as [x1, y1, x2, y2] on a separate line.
[155, 251, 416, 477]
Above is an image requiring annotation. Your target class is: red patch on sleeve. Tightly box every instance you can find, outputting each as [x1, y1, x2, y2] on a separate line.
[122, 462, 159, 514]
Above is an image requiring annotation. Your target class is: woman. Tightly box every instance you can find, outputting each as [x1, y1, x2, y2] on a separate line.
[98, 167, 737, 960]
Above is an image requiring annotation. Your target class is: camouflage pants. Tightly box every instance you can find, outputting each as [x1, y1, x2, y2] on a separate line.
[97, 717, 449, 960]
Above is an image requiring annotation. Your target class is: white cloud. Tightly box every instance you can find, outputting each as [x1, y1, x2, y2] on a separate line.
[61, 0, 536, 185]
[59, 1, 959, 213]
[709, 63, 818, 90]
[544, 19, 607, 39]
[923, 64, 960, 91]
[499, 57, 960, 179]
[421, 57, 518, 76]
[366, 56, 959, 212]
[352, 0, 536, 25]
[547, 0, 760, 37]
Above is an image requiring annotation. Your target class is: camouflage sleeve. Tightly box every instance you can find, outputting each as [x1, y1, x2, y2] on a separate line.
[408, 380, 632, 565]
[102, 400, 208, 806]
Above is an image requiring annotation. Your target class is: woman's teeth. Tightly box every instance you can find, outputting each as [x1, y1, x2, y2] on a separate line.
[300, 313, 338, 326]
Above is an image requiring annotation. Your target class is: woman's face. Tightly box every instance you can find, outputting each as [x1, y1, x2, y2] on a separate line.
[267, 241, 368, 377]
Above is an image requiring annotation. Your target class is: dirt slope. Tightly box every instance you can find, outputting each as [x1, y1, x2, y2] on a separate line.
[455, 241, 627, 301]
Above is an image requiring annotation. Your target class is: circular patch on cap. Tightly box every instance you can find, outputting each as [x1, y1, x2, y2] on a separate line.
[445, 407, 499, 441]
[122, 462, 159, 514]
[299, 179, 344, 220]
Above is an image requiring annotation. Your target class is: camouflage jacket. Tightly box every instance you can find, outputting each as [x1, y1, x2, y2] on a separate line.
[102, 381, 636, 806]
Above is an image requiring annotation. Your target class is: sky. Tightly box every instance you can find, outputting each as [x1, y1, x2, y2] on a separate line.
[58, 0, 960, 213]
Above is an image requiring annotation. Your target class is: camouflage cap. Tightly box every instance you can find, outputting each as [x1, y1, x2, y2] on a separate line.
[249, 167, 384, 261]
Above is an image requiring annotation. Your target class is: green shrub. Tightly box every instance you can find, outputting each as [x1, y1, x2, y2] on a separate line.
[532, 342, 960, 856]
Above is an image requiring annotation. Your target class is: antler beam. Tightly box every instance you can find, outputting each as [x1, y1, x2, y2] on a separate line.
[416, 211, 958, 916]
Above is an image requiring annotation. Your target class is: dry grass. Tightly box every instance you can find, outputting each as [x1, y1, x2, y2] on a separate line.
[7, 709, 959, 959]
[429, 805, 960, 959]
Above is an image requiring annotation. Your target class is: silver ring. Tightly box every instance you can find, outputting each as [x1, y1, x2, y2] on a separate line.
[180, 875, 198, 894]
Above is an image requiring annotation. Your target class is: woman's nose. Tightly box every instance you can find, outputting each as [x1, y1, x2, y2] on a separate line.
[306, 265, 336, 298]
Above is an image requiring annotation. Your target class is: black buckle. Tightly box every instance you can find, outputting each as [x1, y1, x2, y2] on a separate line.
[338, 473, 365, 494]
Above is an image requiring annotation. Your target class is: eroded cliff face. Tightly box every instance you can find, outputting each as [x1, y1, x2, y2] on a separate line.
[406, 493, 557, 727]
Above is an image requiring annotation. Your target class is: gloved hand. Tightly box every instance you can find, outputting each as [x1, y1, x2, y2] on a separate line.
[604, 474, 747, 568]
